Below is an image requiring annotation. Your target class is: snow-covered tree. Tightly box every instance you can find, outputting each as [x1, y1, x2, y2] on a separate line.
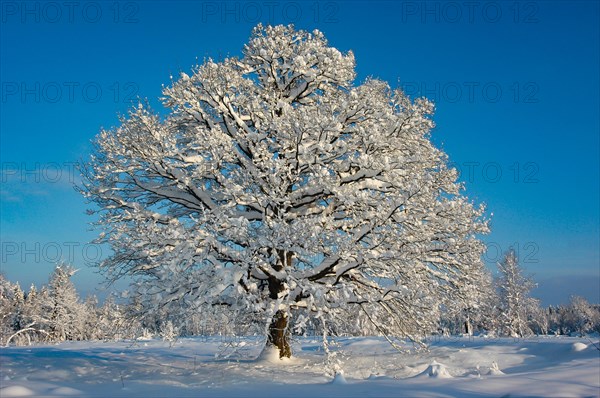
[24, 284, 39, 319]
[496, 250, 538, 337]
[1, 278, 51, 346]
[81, 24, 489, 358]
[94, 294, 125, 340]
[441, 267, 497, 336]
[44, 265, 86, 341]
[9, 282, 25, 333]
[0, 275, 17, 345]
[160, 320, 179, 343]
[565, 296, 600, 336]
[527, 302, 548, 335]
[81, 295, 101, 340]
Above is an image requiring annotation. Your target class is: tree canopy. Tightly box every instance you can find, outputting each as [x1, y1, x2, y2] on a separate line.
[81, 24, 489, 358]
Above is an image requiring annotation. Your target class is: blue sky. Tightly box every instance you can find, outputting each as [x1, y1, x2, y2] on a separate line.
[1, 1, 598, 305]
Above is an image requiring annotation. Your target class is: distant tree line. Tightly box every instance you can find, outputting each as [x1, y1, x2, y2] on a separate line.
[440, 250, 600, 337]
[2, 254, 599, 347]
[0, 266, 136, 346]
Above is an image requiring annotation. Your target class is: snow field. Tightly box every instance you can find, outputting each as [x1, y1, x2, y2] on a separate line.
[1, 336, 598, 397]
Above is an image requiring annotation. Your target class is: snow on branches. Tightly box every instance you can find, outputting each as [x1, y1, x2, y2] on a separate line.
[81, 24, 489, 358]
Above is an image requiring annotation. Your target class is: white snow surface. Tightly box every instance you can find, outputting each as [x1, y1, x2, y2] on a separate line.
[1, 336, 598, 397]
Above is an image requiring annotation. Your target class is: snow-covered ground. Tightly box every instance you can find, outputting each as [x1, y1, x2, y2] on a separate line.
[1, 336, 598, 397]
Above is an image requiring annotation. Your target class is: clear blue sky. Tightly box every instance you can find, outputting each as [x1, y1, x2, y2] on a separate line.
[1, 1, 598, 305]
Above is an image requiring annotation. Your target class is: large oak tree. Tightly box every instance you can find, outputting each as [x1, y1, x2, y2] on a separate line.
[81, 24, 489, 358]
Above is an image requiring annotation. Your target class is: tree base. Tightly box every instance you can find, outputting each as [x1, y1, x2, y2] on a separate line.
[258, 345, 293, 362]
[268, 310, 291, 358]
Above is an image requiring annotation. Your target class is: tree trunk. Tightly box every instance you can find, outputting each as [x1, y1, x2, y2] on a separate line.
[265, 249, 293, 358]
[268, 310, 291, 358]
[464, 319, 472, 336]
[463, 308, 473, 336]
